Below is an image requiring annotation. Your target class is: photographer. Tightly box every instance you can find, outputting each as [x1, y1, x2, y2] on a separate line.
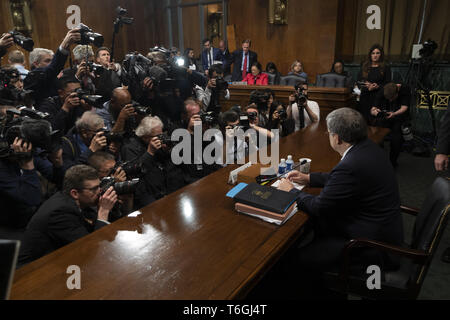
[18, 165, 117, 266]
[370, 82, 410, 167]
[97, 87, 137, 134]
[61, 111, 106, 171]
[267, 102, 294, 137]
[180, 99, 221, 182]
[194, 64, 230, 113]
[287, 81, 320, 131]
[37, 75, 89, 134]
[121, 116, 186, 208]
[24, 28, 81, 106]
[0, 123, 65, 231]
[87, 151, 134, 220]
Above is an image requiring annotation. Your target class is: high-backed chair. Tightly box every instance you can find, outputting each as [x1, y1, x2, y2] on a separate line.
[323, 177, 450, 299]
[316, 73, 347, 88]
[279, 75, 306, 86]
[265, 72, 276, 85]
[0, 240, 20, 300]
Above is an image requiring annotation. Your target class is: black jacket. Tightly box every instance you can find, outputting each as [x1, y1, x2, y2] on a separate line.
[294, 138, 404, 245]
[436, 104, 450, 155]
[230, 50, 258, 82]
[24, 49, 69, 105]
[37, 96, 85, 134]
[18, 192, 108, 266]
[120, 136, 187, 209]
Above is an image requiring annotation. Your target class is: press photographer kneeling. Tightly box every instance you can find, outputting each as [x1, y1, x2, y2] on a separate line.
[370, 82, 410, 168]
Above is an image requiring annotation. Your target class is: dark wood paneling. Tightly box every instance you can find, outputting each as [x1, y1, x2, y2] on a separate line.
[335, 0, 358, 62]
[228, 0, 339, 84]
[220, 85, 356, 114]
[1, 0, 158, 68]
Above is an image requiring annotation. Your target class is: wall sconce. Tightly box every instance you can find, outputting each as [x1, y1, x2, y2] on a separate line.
[9, 0, 33, 36]
[268, 0, 288, 25]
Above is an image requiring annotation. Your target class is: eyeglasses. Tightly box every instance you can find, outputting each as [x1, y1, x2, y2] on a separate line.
[79, 185, 101, 193]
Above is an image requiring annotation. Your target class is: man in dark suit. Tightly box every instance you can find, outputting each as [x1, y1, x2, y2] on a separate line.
[201, 38, 221, 75]
[279, 107, 404, 272]
[24, 28, 81, 106]
[18, 165, 117, 267]
[230, 39, 258, 82]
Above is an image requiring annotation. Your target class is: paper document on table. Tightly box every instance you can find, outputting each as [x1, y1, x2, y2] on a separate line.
[271, 180, 305, 191]
[236, 204, 298, 226]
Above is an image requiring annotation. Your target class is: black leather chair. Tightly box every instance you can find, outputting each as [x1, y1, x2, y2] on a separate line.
[316, 72, 347, 88]
[279, 75, 306, 86]
[322, 177, 450, 299]
[0, 240, 20, 300]
[265, 72, 276, 85]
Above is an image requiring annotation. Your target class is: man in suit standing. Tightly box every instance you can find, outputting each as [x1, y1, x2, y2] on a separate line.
[279, 108, 404, 273]
[201, 38, 221, 76]
[230, 39, 258, 82]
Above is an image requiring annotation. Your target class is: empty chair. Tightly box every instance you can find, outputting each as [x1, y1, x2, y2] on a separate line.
[279, 75, 306, 86]
[322, 177, 450, 299]
[316, 73, 347, 88]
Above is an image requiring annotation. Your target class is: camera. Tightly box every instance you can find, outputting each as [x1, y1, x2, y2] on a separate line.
[199, 110, 217, 125]
[115, 160, 146, 179]
[376, 110, 389, 119]
[100, 176, 140, 195]
[75, 88, 103, 108]
[0, 113, 62, 159]
[77, 23, 104, 47]
[157, 133, 172, 146]
[132, 101, 152, 116]
[277, 109, 287, 121]
[87, 62, 105, 75]
[8, 30, 34, 52]
[249, 90, 269, 110]
[419, 39, 437, 59]
[295, 93, 307, 106]
[95, 128, 123, 145]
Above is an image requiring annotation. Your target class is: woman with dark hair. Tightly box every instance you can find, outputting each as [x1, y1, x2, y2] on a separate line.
[244, 61, 268, 85]
[183, 48, 202, 72]
[267, 102, 294, 137]
[266, 62, 281, 85]
[357, 44, 391, 121]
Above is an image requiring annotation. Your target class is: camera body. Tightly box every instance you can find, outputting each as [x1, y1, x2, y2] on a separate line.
[295, 93, 307, 106]
[0, 68, 34, 106]
[100, 176, 140, 195]
[77, 23, 104, 47]
[199, 110, 217, 125]
[157, 133, 172, 146]
[277, 109, 287, 121]
[132, 101, 152, 116]
[115, 160, 146, 179]
[8, 30, 34, 52]
[75, 88, 103, 108]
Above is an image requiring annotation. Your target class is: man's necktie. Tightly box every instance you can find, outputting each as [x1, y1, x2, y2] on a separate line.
[242, 54, 248, 80]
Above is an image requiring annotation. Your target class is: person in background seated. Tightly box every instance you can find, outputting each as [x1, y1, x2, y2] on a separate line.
[331, 59, 354, 88]
[244, 62, 268, 86]
[288, 60, 308, 82]
[265, 62, 281, 85]
[18, 165, 117, 267]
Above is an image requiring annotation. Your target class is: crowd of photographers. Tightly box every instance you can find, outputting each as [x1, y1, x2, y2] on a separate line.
[0, 25, 316, 266]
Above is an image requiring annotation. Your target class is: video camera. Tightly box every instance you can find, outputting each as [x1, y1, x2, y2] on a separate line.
[8, 30, 34, 52]
[100, 176, 140, 195]
[77, 23, 104, 47]
[0, 108, 62, 159]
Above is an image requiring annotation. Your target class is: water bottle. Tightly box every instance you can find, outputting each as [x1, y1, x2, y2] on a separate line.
[278, 158, 287, 175]
[286, 155, 294, 171]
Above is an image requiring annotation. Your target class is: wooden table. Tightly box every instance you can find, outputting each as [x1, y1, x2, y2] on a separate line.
[220, 85, 356, 115]
[10, 121, 388, 300]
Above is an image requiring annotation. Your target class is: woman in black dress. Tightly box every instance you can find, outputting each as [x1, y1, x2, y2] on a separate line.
[357, 44, 391, 122]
